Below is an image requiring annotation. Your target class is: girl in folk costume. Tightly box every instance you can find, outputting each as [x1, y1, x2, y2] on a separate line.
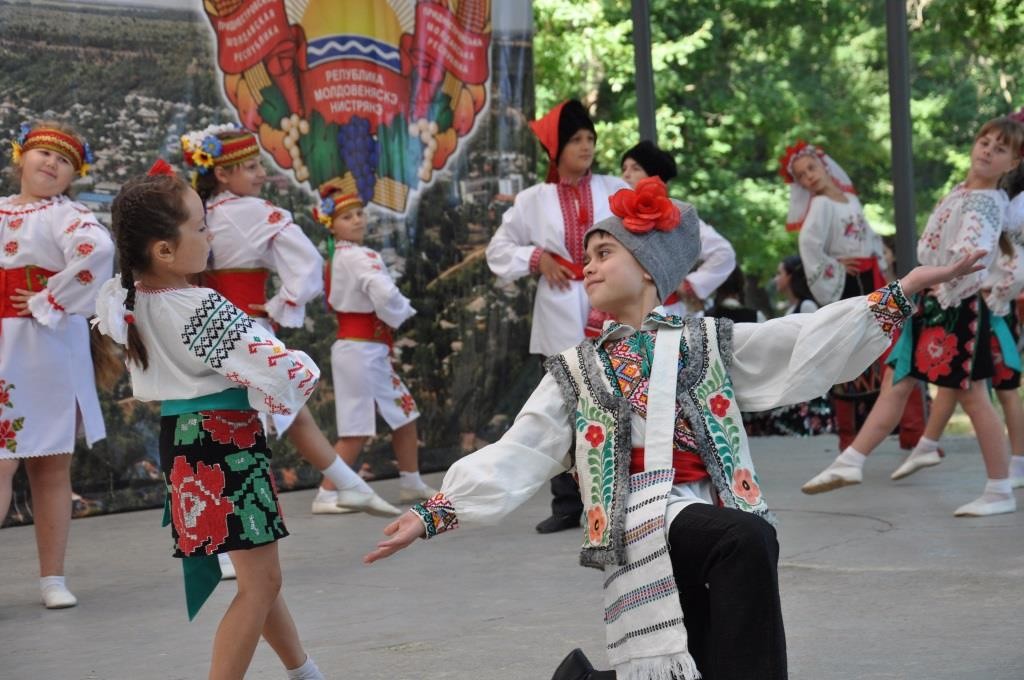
[316, 180, 436, 504]
[780, 141, 915, 454]
[181, 125, 398, 542]
[94, 171, 326, 680]
[620, 140, 736, 317]
[803, 117, 1024, 517]
[487, 99, 628, 534]
[0, 122, 114, 609]
[364, 178, 979, 680]
[742, 255, 835, 438]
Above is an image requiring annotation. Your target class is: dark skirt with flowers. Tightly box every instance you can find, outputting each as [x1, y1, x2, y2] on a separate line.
[160, 408, 288, 558]
[907, 293, 994, 389]
[742, 397, 835, 437]
[991, 306, 1021, 390]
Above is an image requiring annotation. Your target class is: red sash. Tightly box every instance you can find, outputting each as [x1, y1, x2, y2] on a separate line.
[0, 266, 56, 318]
[850, 257, 886, 290]
[550, 253, 584, 280]
[336, 312, 393, 346]
[630, 447, 709, 484]
[204, 268, 269, 317]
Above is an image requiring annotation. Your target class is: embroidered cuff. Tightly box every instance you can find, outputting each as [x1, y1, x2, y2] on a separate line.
[867, 280, 914, 336]
[411, 492, 459, 539]
[264, 293, 304, 328]
[27, 289, 66, 328]
[528, 247, 544, 275]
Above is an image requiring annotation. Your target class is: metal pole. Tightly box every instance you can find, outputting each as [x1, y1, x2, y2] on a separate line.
[631, 0, 657, 141]
[886, 0, 917, 275]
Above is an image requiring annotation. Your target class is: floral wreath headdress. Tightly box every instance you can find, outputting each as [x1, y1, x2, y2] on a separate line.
[313, 178, 363, 227]
[180, 123, 260, 186]
[11, 122, 95, 177]
[778, 139, 856, 231]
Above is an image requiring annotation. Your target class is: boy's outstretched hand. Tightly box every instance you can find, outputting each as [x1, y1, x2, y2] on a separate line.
[900, 250, 988, 296]
[363, 511, 426, 564]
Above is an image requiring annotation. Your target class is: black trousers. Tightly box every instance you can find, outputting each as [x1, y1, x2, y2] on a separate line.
[549, 470, 584, 519]
[666, 503, 788, 680]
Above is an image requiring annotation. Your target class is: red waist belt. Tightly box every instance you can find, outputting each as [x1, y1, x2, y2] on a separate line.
[1, 265, 56, 318]
[630, 447, 709, 484]
[849, 257, 886, 291]
[336, 312, 393, 346]
[550, 253, 584, 280]
[205, 268, 269, 317]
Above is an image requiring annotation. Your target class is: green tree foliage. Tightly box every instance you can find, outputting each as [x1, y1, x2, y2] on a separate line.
[534, 0, 1024, 281]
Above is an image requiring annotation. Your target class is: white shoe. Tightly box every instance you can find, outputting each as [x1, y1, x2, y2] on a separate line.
[801, 463, 862, 495]
[41, 584, 77, 609]
[311, 489, 356, 515]
[954, 494, 1017, 517]
[398, 484, 439, 503]
[890, 448, 943, 480]
[218, 552, 236, 580]
[336, 488, 402, 517]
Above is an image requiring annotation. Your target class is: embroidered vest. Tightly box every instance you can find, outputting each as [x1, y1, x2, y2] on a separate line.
[546, 315, 771, 569]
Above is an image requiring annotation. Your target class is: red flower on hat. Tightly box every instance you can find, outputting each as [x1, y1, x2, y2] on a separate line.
[609, 177, 680, 234]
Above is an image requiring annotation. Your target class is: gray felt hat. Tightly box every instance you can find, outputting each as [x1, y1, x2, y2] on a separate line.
[585, 198, 702, 302]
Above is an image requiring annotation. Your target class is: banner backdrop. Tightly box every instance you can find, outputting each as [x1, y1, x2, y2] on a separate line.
[0, 0, 536, 526]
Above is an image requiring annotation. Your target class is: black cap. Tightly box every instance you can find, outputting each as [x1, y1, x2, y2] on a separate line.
[621, 140, 677, 183]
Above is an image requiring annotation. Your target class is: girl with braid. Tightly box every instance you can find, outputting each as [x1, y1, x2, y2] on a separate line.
[0, 121, 114, 609]
[94, 166, 326, 680]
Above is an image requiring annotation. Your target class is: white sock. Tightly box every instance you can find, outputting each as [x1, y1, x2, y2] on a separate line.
[983, 478, 1012, 497]
[836, 447, 867, 468]
[321, 457, 371, 492]
[40, 575, 67, 592]
[1010, 455, 1024, 478]
[914, 436, 940, 453]
[399, 470, 423, 488]
[285, 656, 324, 680]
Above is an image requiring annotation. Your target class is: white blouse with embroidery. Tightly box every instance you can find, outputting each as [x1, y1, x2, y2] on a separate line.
[328, 241, 415, 328]
[485, 174, 629, 355]
[98, 284, 319, 415]
[917, 184, 1006, 309]
[427, 289, 905, 530]
[798, 194, 887, 306]
[0, 194, 114, 457]
[205, 192, 323, 328]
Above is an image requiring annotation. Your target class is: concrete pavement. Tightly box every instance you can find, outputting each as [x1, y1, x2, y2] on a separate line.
[2, 434, 1022, 679]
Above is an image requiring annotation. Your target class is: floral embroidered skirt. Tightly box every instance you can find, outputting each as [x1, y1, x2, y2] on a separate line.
[742, 396, 835, 437]
[160, 409, 288, 558]
[907, 294, 994, 390]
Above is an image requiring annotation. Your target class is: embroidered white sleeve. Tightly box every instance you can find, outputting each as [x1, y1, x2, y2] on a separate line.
[798, 198, 844, 306]
[28, 205, 114, 327]
[439, 373, 573, 526]
[486, 196, 542, 282]
[264, 223, 324, 328]
[179, 291, 320, 415]
[934, 192, 1002, 309]
[350, 249, 415, 329]
[730, 291, 897, 411]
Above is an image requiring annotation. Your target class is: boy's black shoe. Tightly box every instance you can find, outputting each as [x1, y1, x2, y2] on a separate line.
[535, 513, 580, 534]
[551, 648, 594, 680]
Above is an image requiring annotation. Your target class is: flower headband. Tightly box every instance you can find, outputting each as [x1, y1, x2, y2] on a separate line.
[777, 140, 826, 184]
[608, 176, 680, 234]
[11, 123, 94, 177]
[180, 124, 259, 184]
[313, 179, 363, 227]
